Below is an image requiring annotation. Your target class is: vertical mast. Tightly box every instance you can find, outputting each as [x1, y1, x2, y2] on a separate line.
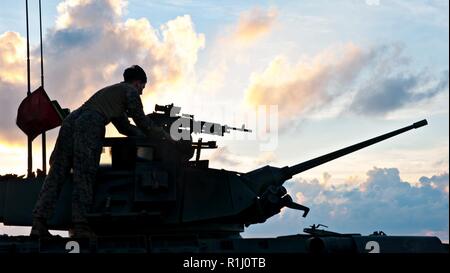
[25, 0, 33, 178]
[39, 0, 46, 175]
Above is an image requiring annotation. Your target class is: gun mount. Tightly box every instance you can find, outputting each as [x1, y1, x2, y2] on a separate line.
[0, 118, 447, 253]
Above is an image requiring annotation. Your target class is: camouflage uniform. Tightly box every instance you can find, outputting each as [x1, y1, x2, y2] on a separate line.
[33, 107, 106, 223]
[33, 82, 167, 223]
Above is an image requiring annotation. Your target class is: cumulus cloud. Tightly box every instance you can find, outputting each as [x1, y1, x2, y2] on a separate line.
[0, 0, 205, 144]
[42, 0, 205, 108]
[233, 7, 277, 45]
[244, 43, 448, 121]
[0, 32, 27, 84]
[244, 167, 449, 242]
[55, 0, 126, 29]
[419, 173, 449, 194]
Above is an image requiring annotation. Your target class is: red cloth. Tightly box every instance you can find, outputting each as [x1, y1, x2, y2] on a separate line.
[16, 86, 63, 140]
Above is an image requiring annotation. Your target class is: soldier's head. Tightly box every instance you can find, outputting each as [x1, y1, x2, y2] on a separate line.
[123, 65, 147, 95]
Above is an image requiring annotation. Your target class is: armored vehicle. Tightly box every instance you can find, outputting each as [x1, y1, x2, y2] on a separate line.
[0, 106, 447, 253]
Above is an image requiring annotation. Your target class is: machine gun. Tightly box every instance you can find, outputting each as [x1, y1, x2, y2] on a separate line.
[147, 104, 252, 138]
[147, 104, 253, 161]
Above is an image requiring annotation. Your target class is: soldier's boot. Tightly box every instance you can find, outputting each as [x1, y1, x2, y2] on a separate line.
[30, 217, 52, 238]
[70, 222, 96, 239]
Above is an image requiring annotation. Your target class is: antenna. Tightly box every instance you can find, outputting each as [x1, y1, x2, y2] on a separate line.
[39, 0, 47, 175]
[25, 0, 33, 178]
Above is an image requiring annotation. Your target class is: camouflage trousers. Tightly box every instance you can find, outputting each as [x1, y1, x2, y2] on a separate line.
[33, 107, 106, 223]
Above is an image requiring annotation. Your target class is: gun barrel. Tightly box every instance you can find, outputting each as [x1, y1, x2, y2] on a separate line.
[224, 125, 252, 133]
[285, 119, 428, 178]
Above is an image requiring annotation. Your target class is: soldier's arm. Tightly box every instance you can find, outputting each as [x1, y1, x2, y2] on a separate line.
[125, 89, 173, 140]
[111, 114, 145, 137]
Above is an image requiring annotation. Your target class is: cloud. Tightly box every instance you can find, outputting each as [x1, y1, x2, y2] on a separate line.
[0, 0, 205, 143]
[208, 146, 276, 172]
[253, 151, 276, 166]
[0, 32, 30, 143]
[243, 167, 449, 242]
[350, 70, 449, 115]
[194, 6, 279, 97]
[209, 146, 241, 167]
[0, 32, 27, 84]
[0, 81, 25, 143]
[419, 173, 449, 194]
[233, 7, 278, 44]
[244, 43, 448, 121]
[55, 0, 126, 29]
[244, 43, 372, 119]
[393, 0, 449, 28]
[42, 0, 205, 108]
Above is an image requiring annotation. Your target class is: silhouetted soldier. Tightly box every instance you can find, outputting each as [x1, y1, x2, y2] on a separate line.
[31, 65, 171, 238]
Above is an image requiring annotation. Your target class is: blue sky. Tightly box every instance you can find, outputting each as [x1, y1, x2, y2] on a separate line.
[0, 0, 448, 241]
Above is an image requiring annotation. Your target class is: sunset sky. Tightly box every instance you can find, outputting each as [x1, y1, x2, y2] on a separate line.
[0, 0, 448, 241]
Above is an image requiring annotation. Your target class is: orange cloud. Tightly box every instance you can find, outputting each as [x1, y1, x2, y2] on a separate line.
[0, 31, 32, 144]
[0, 141, 27, 175]
[208, 146, 276, 172]
[192, 7, 277, 98]
[244, 43, 371, 119]
[0, 32, 26, 84]
[233, 7, 277, 44]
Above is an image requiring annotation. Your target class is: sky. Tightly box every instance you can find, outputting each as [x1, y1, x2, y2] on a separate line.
[0, 0, 448, 242]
